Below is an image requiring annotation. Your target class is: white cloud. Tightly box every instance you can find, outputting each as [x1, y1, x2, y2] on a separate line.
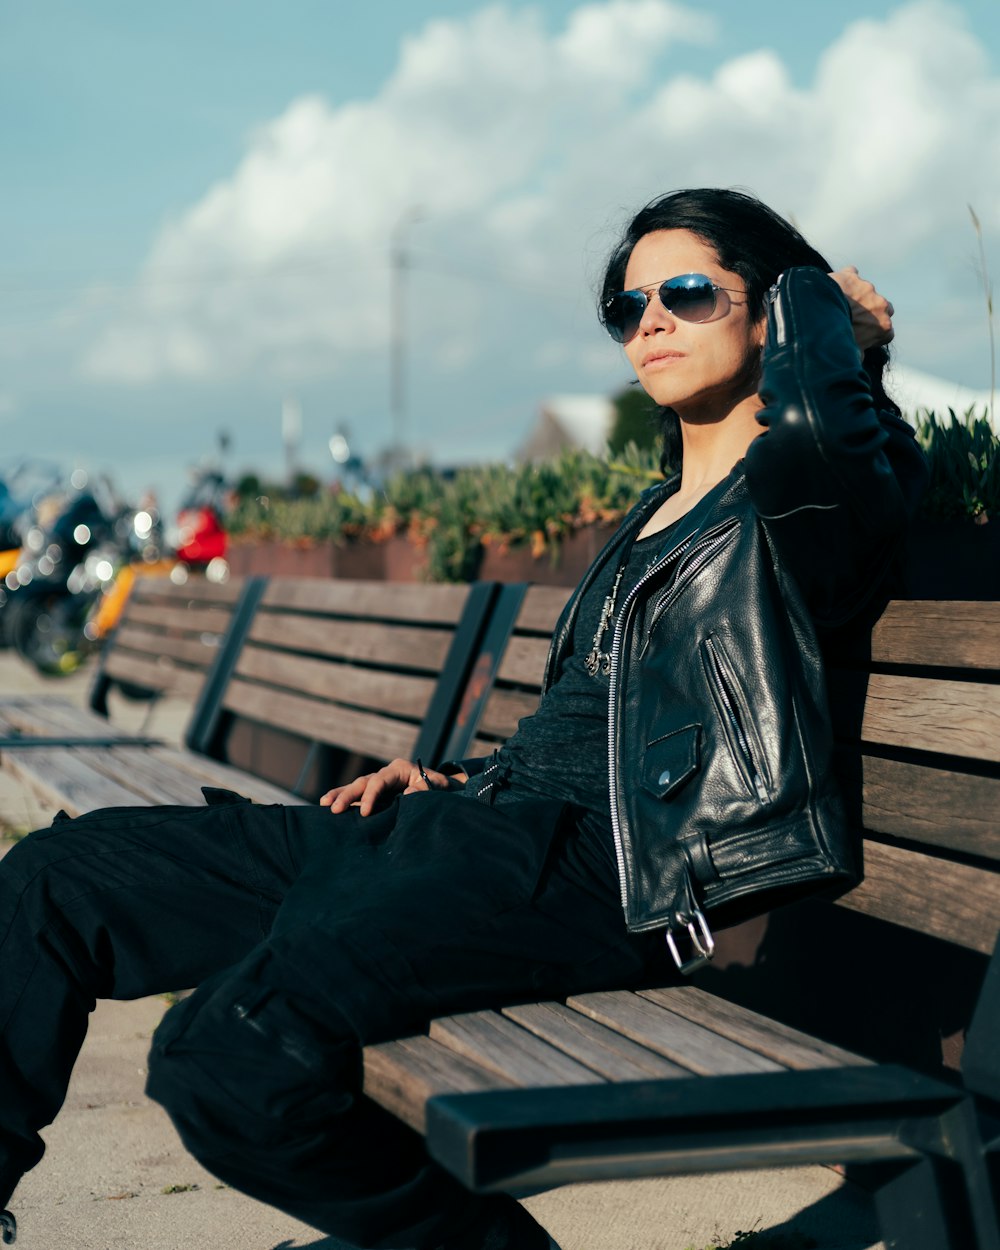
[555, 0, 716, 82]
[801, 0, 1000, 259]
[80, 0, 1000, 403]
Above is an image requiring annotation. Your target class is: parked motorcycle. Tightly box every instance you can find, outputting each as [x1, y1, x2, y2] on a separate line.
[0, 459, 64, 609]
[3, 477, 170, 676]
[170, 467, 230, 579]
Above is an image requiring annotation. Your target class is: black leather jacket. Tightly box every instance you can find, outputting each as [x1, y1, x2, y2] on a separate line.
[536, 268, 926, 970]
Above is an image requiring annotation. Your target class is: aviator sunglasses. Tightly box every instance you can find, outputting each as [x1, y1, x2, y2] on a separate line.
[602, 273, 745, 344]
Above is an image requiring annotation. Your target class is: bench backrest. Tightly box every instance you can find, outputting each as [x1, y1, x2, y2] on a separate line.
[90, 574, 249, 714]
[186, 578, 496, 800]
[449, 588, 1000, 1083]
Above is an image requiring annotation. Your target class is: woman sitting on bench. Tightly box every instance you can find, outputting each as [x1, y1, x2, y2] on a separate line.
[0, 188, 926, 1249]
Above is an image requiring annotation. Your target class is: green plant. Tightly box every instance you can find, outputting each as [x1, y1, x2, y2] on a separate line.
[225, 444, 666, 581]
[226, 487, 379, 546]
[915, 407, 1000, 523]
[684, 1225, 817, 1250]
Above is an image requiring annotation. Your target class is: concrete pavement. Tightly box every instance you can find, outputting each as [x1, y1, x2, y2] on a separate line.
[0, 651, 884, 1250]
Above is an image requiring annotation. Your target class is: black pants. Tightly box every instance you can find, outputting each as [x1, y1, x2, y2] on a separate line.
[0, 789, 664, 1247]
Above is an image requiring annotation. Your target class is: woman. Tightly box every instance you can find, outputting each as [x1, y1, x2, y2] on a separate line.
[0, 189, 925, 1249]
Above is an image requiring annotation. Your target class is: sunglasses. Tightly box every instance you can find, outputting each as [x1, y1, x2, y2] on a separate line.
[602, 273, 745, 344]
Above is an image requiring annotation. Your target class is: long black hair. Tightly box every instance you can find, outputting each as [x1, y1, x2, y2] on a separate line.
[599, 188, 899, 469]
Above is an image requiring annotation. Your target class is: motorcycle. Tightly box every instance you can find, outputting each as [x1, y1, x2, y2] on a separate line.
[4, 478, 171, 676]
[0, 459, 65, 619]
[170, 468, 230, 580]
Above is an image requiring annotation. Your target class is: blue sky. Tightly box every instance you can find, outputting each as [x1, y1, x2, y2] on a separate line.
[2, 0, 1000, 512]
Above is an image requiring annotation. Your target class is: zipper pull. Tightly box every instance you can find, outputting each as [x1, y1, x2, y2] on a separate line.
[767, 278, 787, 346]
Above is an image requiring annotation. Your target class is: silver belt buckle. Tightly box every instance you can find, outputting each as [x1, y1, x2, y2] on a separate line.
[666, 908, 716, 975]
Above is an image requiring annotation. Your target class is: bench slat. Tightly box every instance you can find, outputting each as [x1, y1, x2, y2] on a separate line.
[262, 579, 470, 625]
[363, 1035, 513, 1134]
[513, 586, 573, 634]
[476, 689, 539, 740]
[496, 637, 550, 687]
[144, 746, 298, 805]
[862, 674, 1000, 762]
[870, 600, 1000, 669]
[129, 576, 245, 606]
[567, 991, 785, 1076]
[76, 744, 292, 808]
[836, 839, 1000, 954]
[234, 645, 435, 722]
[101, 652, 205, 700]
[862, 755, 1000, 861]
[222, 677, 419, 762]
[2, 748, 151, 815]
[69, 747, 206, 807]
[637, 986, 871, 1070]
[429, 1012, 604, 1087]
[503, 1002, 690, 1081]
[248, 613, 453, 673]
[0, 698, 131, 740]
[125, 601, 235, 635]
[111, 621, 223, 668]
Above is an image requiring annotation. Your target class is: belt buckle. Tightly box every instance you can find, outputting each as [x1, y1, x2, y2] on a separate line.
[665, 908, 716, 975]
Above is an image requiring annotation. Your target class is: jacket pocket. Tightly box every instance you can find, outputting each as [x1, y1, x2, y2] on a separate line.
[700, 635, 771, 805]
[642, 723, 701, 799]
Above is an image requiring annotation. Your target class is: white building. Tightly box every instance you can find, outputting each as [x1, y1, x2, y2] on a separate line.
[517, 394, 617, 462]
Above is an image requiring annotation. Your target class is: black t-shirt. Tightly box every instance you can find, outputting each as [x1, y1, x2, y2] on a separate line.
[498, 527, 670, 811]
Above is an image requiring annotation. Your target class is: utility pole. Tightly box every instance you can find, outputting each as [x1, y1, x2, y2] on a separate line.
[281, 397, 302, 489]
[389, 209, 423, 469]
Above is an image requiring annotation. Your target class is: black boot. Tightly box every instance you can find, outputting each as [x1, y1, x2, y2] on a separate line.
[0, 1210, 15, 1244]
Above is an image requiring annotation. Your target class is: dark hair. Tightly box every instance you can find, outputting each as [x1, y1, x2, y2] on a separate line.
[599, 188, 898, 469]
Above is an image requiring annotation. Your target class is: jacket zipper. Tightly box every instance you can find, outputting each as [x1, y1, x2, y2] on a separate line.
[606, 522, 738, 914]
[703, 636, 769, 804]
[768, 280, 786, 345]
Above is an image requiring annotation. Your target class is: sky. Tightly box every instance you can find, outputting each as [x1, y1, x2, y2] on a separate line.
[2, 0, 1000, 515]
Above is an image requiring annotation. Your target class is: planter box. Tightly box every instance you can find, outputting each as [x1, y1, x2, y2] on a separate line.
[478, 525, 617, 587]
[227, 538, 386, 580]
[382, 534, 428, 583]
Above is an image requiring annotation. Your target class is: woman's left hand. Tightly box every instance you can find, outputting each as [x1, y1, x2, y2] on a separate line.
[829, 266, 894, 352]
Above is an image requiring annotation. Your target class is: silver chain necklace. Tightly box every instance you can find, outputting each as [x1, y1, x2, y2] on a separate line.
[584, 534, 672, 678]
[584, 564, 626, 677]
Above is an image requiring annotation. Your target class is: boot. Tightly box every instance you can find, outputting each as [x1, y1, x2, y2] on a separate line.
[0, 1210, 15, 1244]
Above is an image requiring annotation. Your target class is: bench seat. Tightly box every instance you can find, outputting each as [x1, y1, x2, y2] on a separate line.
[0, 695, 298, 811]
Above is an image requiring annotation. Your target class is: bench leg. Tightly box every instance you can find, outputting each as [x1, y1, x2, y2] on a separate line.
[874, 1103, 1000, 1250]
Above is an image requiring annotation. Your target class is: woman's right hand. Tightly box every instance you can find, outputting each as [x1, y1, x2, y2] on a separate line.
[319, 758, 460, 816]
[828, 266, 894, 352]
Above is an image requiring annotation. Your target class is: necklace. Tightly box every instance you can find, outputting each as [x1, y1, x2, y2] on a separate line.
[583, 525, 683, 678]
[584, 565, 625, 677]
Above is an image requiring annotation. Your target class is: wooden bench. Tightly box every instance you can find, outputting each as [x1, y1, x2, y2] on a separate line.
[2, 581, 997, 1244]
[0, 578, 497, 813]
[361, 595, 1000, 1250]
